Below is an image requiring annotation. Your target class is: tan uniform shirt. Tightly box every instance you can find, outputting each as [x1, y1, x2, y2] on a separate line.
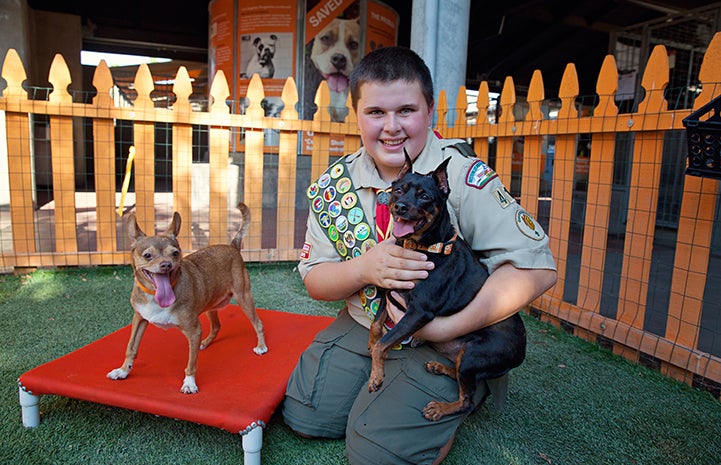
[299, 129, 556, 327]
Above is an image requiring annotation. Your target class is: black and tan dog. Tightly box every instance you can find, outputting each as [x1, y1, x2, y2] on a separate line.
[107, 204, 267, 394]
[368, 152, 526, 421]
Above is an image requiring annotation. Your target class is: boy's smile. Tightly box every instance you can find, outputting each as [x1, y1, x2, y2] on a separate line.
[355, 80, 434, 183]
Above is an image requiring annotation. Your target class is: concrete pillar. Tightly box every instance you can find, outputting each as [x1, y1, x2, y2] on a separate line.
[410, 0, 470, 124]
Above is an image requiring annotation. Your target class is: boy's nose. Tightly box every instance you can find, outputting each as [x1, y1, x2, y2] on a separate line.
[383, 114, 401, 133]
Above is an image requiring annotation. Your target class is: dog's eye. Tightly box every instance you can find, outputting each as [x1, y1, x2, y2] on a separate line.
[419, 193, 432, 202]
[172, 250, 180, 258]
[143, 252, 152, 260]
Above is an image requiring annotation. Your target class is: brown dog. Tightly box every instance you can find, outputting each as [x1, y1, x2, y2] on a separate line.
[107, 204, 267, 394]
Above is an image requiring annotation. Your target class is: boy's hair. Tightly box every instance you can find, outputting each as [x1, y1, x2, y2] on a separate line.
[349, 46, 434, 110]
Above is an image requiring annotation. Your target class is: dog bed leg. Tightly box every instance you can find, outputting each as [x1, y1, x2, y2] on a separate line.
[19, 387, 40, 428]
[241, 424, 263, 465]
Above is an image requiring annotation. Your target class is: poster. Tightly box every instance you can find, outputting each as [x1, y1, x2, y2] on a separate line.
[237, 0, 298, 118]
[302, 0, 360, 122]
[300, 0, 398, 155]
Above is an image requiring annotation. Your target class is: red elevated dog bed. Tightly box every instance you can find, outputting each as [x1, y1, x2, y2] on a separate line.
[18, 307, 332, 465]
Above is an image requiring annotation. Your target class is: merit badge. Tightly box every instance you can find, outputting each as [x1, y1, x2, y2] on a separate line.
[361, 239, 377, 253]
[330, 163, 344, 178]
[312, 197, 324, 213]
[318, 173, 331, 189]
[328, 200, 342, 217]
[493, 187, 515, 209]
[335, 215, 349, 233]
[341, 192, 358, 209]
[335, 240, 348, 257]
[354, 222, 371, 241]
[328, 225, 339, 242]
[323, 186, 336, 202]
[515, 209, 545, 240]
[347, 206, 364, 225]
[319, 212, 331, 228]
[364, 285, 377, 299]
[307, 183, 319, 199]
[466, 160, 497, 189]
[337, 177, 352, 194]
[352, 247, 362, 257]
[344, 230, 356, 248]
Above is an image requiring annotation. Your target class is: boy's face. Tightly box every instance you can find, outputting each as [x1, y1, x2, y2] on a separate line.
[355, 79, 433, 182]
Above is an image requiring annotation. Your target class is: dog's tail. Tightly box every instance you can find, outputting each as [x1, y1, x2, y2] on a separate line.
[231, 202, 251, 250]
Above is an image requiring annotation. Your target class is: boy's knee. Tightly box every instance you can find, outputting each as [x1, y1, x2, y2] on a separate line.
[282, 396, 347, 439]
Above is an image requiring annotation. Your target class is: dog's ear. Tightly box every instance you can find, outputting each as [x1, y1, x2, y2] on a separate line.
[253, 37, 261, 47]
[433, 158, 451, 197]
[270, 34, 278, 42]
[126, 214, 145, 247]
[162, 212, 182, 239]
[395, 149, 413, 181]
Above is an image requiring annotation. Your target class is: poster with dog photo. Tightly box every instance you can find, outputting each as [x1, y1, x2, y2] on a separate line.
[302, 0, 361, 123]
[237, 0, 297, 120]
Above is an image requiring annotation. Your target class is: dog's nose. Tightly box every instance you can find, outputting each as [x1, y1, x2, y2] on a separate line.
[159, 261, 173, 272]
[330, 53, 347, 71]
[393, 202, 408, 216]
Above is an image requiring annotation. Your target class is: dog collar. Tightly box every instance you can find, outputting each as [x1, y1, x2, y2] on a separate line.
[401, 232, 457, 255]
[134, 273, 179, 295]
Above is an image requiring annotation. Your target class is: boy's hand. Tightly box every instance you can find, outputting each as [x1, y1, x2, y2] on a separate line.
[361, 238, 434, 290]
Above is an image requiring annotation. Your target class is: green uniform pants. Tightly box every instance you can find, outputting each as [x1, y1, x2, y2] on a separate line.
[283, 307, 496, 465]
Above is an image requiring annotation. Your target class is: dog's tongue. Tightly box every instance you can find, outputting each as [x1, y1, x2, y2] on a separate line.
[153, 273, 176, 308]
[326, 73, 348, 93]
[393, 219, 416, 238]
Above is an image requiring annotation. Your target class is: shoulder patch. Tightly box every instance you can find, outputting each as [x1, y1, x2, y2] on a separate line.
[515, 209, 545, 241]
[466, 160, 498, 189]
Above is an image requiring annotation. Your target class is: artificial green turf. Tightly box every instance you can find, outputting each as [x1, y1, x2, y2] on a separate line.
[1, 264, 720, 464]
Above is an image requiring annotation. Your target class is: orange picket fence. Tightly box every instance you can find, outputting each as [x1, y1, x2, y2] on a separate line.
[1, 32, 721, 396]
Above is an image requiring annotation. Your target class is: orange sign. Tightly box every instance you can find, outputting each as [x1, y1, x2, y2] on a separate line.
[305, 0, 357, 43]
[365, 1, 399, 52]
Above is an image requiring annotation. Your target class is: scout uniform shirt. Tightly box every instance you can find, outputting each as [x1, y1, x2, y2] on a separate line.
[298, 128, 557, 328]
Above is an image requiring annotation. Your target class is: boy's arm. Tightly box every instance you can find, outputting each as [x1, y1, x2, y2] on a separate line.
[387, 263, 557, 341]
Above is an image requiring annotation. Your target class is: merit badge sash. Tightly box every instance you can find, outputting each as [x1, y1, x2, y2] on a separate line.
[306, 157, 385, 324]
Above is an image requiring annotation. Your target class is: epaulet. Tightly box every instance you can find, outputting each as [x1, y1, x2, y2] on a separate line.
[440, 139, 476, 158]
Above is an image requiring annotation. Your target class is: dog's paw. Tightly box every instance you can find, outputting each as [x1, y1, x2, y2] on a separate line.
[422, 402, 445, 421]
[106, 368, 130, 380]
[367, 376, 384, 393]
[180, 375, 199, 394]
[253, 345, 268, 355]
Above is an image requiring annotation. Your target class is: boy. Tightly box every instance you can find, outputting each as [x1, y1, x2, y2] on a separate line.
[283, 46, 557, 465]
